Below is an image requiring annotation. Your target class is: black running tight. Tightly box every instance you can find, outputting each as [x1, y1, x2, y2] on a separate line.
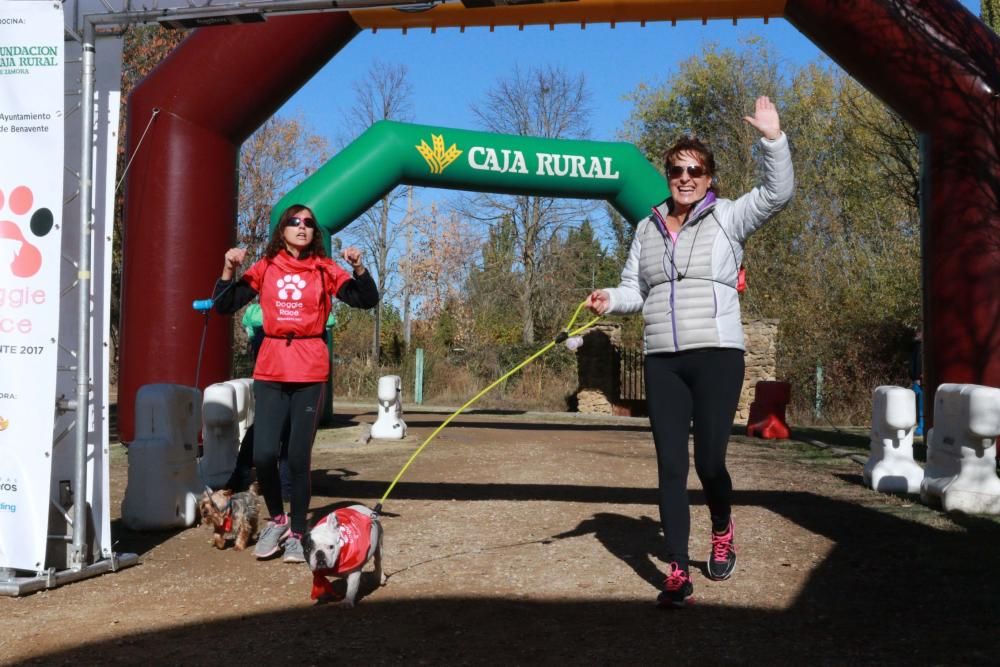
[252, 380, 325, 535]
[644, 348, 745, 570]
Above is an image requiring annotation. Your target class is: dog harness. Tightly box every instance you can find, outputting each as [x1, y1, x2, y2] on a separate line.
[310, 508, 377, 600]
[204, 487, 235, 533]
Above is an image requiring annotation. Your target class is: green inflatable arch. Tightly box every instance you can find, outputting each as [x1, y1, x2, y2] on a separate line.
[271, 120, 670, 236]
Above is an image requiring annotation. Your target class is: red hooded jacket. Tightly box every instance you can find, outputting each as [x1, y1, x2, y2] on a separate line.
[242, 251, 351, 383]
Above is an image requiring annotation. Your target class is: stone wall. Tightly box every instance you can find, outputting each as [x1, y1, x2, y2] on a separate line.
[737, 319, 779, 423]
[573, 318, 779, 423]
[573, 323, 621, 416]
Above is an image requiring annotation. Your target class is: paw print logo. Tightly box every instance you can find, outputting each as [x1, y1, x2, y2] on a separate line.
[276, 274, 306, 300]
[0, 185, 53, 279]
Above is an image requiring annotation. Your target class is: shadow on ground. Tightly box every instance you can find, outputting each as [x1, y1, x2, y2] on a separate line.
[90, 482, 1000, 666]
[337, 408, 653, 433]
[109, 521, 185, 558]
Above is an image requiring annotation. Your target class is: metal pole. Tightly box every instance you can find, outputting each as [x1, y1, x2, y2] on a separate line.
[402, 187, 413, 348]
[814, 363, 823, 422]
[70, 18, 96, 570]
[414, 348, 424, 405]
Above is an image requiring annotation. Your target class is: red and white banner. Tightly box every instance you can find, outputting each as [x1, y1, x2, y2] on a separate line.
[0, 0, 65, 571]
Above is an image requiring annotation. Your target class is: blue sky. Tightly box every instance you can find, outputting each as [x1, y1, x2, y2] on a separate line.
[283, 18, 821, 144]
[282, 0, 982, 144]
[277, 0, 984, 267]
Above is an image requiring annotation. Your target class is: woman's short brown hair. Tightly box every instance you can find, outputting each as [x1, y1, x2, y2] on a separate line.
[663, 137, 717, 185]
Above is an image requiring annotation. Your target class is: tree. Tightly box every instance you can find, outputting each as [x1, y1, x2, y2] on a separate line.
[401, 186, 415, 347]
[331, 299, 403, 361]
[343, 61, 414, 363]
[622, 38, 781, 203]
[534, 219, 618, 334]
[404, 204, 479, 337]
[467, 65, 595, 344]
[603, 203, 634, 271]
[238, 115, 330, 260]
[465, 213, 522, 345]
[839, 83, 920, 212]
[983, 0, 1000, 30]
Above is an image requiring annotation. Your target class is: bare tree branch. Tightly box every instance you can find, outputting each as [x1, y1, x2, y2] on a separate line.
[466, 65, 595, 343]
[342, 61, 415, 361]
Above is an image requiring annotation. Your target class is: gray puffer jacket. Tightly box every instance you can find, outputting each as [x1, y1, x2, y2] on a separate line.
[604, 132, 794, 354]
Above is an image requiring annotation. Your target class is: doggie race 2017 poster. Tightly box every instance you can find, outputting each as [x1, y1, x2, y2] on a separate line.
[0, 0, 65, 572]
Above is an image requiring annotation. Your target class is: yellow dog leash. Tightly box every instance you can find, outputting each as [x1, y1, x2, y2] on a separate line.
[373, 299, 601, 515]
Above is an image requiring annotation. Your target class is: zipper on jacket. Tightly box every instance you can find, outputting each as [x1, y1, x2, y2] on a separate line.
[651, 205, 680, 350]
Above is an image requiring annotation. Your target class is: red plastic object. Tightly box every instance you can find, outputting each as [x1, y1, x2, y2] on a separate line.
[746, 381, 791, 439]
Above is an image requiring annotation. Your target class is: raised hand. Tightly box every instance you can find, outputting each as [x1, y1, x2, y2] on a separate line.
[222, 247, 247, 280]
[341, 246, 365, 274]
[743, 95, 781, 141]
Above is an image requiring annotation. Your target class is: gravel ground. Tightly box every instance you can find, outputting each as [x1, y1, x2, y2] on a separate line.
[1, 404, 997, 666]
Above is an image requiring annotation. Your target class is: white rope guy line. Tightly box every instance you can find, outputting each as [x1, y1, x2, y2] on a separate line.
[115, 107, 161, 193]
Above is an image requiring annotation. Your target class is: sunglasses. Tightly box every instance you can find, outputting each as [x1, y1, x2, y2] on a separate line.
[287, 216, 316, 229]
[668, 164, 709, 179]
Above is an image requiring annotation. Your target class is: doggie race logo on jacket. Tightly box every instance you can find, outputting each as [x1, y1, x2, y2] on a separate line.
[241, 252, 350, 383]
[0, 1, 64, 572]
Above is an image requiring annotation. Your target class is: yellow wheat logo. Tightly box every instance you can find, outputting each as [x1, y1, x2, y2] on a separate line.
[416, 134, 462, 174]
[0, 417, 8, 431]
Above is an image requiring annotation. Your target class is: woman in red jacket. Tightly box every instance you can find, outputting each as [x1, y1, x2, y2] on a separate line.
[214, 204, 378, 562]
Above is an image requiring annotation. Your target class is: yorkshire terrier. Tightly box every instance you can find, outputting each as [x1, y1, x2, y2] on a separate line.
[198, 482, 261, 550]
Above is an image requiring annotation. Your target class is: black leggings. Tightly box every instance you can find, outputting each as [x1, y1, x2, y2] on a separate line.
[224, 423, 291, 497]
[644, 348, 745, 570]
[253, 380, 325, 535]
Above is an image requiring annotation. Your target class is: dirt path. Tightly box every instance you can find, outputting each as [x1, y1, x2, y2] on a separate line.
[2, 406, 997, 665]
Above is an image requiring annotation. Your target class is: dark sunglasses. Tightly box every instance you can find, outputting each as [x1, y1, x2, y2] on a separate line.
[668, 164, 708, 179]
[287, 216, 316, 229]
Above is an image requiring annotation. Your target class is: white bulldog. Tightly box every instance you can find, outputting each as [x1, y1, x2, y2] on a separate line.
[302, 504, 386, 607]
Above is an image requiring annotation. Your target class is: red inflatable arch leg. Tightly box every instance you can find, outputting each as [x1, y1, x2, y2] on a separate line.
[784, 0, 1000, 424]
[118, 15, 359, 442]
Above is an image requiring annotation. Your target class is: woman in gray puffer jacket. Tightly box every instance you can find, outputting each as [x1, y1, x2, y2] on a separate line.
[586, 96, 794, 609]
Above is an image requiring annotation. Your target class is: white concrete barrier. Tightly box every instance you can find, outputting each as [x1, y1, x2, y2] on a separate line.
[371, 375, 406, 440]
[920, 383, 1000, 514]
[121, 384, 203, 530]
[863, 386, 923, 494]
[199, 379, 254, 489]
[228, 377, 255, 443]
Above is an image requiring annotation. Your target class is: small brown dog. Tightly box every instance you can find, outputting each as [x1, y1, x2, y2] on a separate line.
[198, 483, 261, 550]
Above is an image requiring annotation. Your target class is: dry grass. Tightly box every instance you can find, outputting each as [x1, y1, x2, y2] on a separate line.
[333, 352, 578, 413]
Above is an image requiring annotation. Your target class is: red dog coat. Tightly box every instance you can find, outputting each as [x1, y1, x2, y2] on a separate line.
[310, 508, 374, 600]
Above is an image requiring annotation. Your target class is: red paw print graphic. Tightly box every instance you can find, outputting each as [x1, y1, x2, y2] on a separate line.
[0, 185, 53, 278]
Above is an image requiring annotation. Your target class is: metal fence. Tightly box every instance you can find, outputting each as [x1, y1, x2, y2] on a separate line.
[619, 346, 645, 402]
